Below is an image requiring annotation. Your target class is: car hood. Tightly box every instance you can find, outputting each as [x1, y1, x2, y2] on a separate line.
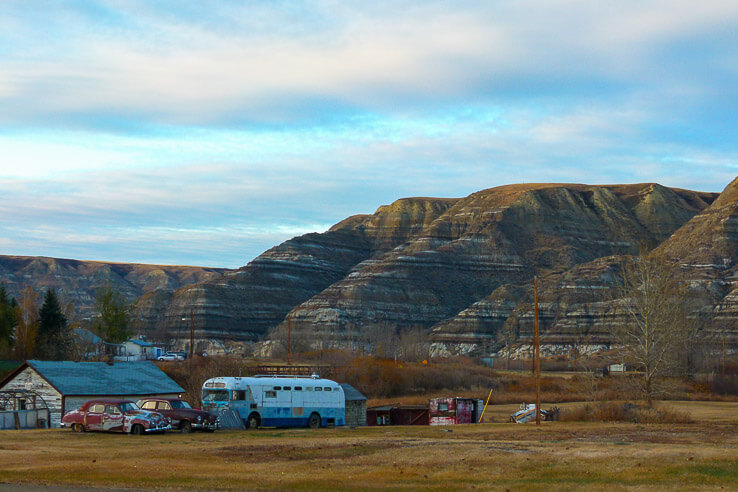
[125, 409, 165, 421]
[176, 408, 217, 421]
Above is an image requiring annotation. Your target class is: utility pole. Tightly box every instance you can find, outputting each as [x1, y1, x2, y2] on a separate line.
[189, 308, 194, 360]
[287, 318, 292, 366]
[534, 276, 541, 426]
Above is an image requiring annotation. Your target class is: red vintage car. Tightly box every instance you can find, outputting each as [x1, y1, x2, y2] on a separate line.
[136, 397, 218, 433]
[61, 399, 171, 435]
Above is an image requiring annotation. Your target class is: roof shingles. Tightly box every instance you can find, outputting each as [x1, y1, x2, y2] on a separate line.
[26, 360, 184, 396]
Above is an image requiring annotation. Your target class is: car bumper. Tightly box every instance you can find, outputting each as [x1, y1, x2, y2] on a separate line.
[145, 424, 172, 433]
[192, 421, 218, 431]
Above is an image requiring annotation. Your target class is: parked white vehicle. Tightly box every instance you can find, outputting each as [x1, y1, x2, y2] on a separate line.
[157, 352, 183, 361]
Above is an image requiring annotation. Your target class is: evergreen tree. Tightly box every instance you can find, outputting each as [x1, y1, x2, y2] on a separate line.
[94, 285, 131, 344]
[0, 284, 17, 351]
[37, 289, 70, 360]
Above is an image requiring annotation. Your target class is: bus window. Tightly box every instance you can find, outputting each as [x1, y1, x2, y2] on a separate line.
[273, 386, 281, 391]
[283, 386, 291, 391]
[324, 387, 332, 391]
[294, 386, 302, 391]
[233, 390, 246, 401]
[305, 387, 313, 391]
[202, 389, 229, 402]
[315, 387, 322, 392]
[265, 391, 277, 399]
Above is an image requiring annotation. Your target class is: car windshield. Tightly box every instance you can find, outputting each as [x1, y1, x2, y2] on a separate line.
[202, 389, 229, 401]
[119, 402, 137, 413]
[171, 400, 192, 409]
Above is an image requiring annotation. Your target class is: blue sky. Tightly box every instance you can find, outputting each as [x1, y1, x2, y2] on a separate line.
[1, 1, 736, 268]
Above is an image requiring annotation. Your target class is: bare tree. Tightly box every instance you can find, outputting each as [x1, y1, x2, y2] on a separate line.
[396, 326, 430, 362]
[13, 286, 39, 360]
[614, 255, 694, 405]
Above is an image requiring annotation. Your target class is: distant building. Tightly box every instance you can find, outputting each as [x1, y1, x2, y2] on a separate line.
[0, 360, 184, 428]
[119, 338, 164, 361]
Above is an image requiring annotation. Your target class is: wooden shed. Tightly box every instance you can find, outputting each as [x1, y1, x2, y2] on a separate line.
[428, 397, 484, 425]
[339, 383, 367, 427]
[0, 360, 184, 428]
[366, 404, 429, 426]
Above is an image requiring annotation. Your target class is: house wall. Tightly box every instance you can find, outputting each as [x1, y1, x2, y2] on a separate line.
[0, 367, 63, 428]
[345, 400, 366, 427]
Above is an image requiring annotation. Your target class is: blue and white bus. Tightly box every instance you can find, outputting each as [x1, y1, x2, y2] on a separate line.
[201, 375, 345, 429]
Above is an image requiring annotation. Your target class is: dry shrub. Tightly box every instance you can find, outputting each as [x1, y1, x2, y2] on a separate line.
[335, 356, 494, 398]
[560, 401, 693, 423]
[711, 375, 738, 396]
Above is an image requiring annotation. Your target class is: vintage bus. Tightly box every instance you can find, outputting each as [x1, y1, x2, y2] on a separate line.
[201, 375, 345, 429]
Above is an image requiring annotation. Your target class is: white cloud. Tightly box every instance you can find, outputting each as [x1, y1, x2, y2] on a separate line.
[0, 1, 736, 266]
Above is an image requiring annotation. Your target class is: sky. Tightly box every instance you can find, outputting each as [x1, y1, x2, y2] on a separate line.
[1, 1, 736, 268]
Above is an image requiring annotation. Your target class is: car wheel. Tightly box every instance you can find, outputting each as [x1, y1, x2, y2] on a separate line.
[308, 413, 321, 429]
[72, 423, 85, 433]
[131, 424, 145, 436]
[246, 413, 260, 430]
[180, 421, 192, 433]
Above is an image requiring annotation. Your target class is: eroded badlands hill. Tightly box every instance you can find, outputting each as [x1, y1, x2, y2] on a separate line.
[136, 182, 720, 353]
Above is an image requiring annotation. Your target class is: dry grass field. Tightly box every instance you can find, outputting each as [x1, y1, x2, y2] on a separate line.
[0, 401, 736, 491]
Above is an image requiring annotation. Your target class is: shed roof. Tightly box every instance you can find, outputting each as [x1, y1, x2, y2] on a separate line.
[125, 339, 155, 347]
[339, 383, 366, 401]
[17, 360, 184, 396]
[73, 328, 103, 345]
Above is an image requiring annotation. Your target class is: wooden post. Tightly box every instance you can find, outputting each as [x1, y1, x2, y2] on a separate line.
[534, 276, 541, 426]
[478, 388, 494, 423]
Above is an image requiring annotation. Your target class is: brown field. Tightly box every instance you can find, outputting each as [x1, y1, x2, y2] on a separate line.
[0, 401, 736, 491]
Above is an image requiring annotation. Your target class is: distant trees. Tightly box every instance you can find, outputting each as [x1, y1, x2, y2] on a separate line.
[37, 289, 71, 360]
[0, 284, 18, 355]
[93, 285, 132, 343]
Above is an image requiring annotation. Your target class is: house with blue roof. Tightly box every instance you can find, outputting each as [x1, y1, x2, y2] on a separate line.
[0, 360, 184, 428]
[120, 337, 164, 361]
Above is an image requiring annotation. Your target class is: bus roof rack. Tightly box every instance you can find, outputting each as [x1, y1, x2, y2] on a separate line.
[252, 374, 320, 379]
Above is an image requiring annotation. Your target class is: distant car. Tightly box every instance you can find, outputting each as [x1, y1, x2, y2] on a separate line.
[61, 399, 171, 435]
[136, 397, 218, 433]
[157, 352, 183, 361]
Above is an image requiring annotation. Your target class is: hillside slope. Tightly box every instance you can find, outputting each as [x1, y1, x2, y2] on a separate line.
[136, 182, 718, 353]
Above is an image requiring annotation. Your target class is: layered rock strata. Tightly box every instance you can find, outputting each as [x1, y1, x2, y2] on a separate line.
[0, 256, 226, 320]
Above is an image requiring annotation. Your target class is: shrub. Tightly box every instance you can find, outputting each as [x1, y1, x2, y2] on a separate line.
[711, 375, 738, 396]
[560, 401, 693, 423]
